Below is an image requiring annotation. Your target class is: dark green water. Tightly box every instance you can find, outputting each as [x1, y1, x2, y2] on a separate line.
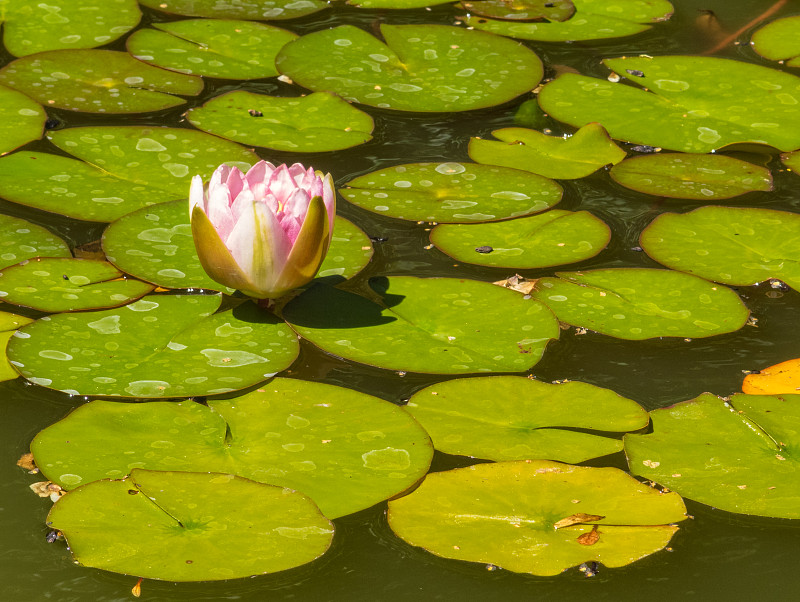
[3, 0, 800, 599]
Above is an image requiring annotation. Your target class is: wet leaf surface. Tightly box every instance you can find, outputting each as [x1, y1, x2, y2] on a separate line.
[457, 0, 575, 22]
[0, 214, 71, 269]
[751, 15, 800, 67]
[0, 84, 45, 154]
[138, 0, 328, 20]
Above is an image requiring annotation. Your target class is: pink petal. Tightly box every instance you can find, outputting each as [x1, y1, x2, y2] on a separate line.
[189, 175, 205, 215]
[267, 164, 298, 208]
[206, 182, 236, 241]
[224, 166, 246, 201]
[229, 186, 256, 222]
[321, 173, 336, 232]
[244, 160, 274, 190]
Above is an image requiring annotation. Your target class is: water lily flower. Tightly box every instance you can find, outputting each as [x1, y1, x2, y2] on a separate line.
[190, 161, 335, 299]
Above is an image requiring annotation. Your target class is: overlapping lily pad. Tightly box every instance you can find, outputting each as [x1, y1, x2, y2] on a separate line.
[102, 199, 372, 291]
[640, 206, 800, 290]
[0, 258, 154, 312]
[530, 268, 750, 340]
[7, 294, 299, 397]
[458, 0, 575, 21]
[127, 20, 297, 79]
[388, 460, 687, 575]
[0, 0, 141, 57]
[430, 210, 610, 268]
[466, 0, 674, 42]
[742, 358, 800, 395]
[0, 50, 203, 113]
[32, 379, 433, 518]
[625, 393, 800, 518]
[341, 162, 561, 223]
[782, 150, 800, 173]
[276, 25, 543, 112]
[610, 153, 773, 199]
[751, 16, 800, 67]
[406, 376, 648, 462]
[538, 56, 800, 153]
[0, 311, 34, 382]
[347, 0, 453, 7]
[0, 127, 257, 221]
[468, 124, 626, 179]
[186, 91, 374, 152]
[0, 214, 71, 269]
[283, 276, 560, 374]
[138, 0, 328, 20]
[0, 84, 45, 154]
[48, 469, 334, 581]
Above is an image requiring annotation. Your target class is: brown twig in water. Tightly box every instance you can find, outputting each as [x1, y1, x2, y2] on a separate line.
[702, 0, 788, 56]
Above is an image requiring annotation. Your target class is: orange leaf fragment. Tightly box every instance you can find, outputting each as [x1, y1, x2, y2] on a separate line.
[553, 513, 605, 530]
[577, 525, 600, 546]
[742, 358, 800, 394]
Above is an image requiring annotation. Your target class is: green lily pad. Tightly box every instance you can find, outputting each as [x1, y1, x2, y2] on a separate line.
[610, 153, 773, 199]
[138, 0, 328, 20]
[0, 258, 154, 312]
[387, 460, 687, 576]
[32, 379, 433, 518]
[406, 376, 648, 462]
[0, 50, 203, 113]
[186, 91, 374, 152]
[469, 124, 626, 180]
[47, 469, 333, 581]
[751, 15, 800, 67]
[430, 210, 610, 268]
[102, 199, 371, 291]
[283, 276, 560, 374]
[640, 206, 800, 290]
[0, 214, 71, 269]
[457, 0, 575, 22]
[0, 311, 34, 382]
[341, 162, 562, 223]
[276, 24, 543, 112]
[7, 294, 299, 397]
[127, 19, 297, 79]
[781, 150, 800, 173]
[530, 268, 750, 340]
[346, 0, 453, 7]
[0, 127, 257, 222]
[466, 0, 673, 42]
[538, 56, 800, 153]
[624, 392, 800, 518]
[0, 0, 141, 57]
[0, 84, 45, 154]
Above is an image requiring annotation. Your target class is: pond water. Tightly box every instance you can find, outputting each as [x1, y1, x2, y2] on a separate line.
[3, 0, 800, 599]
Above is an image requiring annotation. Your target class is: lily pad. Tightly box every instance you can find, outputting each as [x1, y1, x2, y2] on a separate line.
[388, 460, 687, 575]
[47, 469, 334, 581]
[0, 0, 141, 57]
[0, 50, 203, 113]
[0, 311, 34, 382]
[32, 379, 433, 518]
[346, 0, 454, 7]
[610, 153, 773, 199]
[742, 358, 800, 395]
[530, 268, 750, 340]
[640, 206, 800, 290]
[0, 258, 154, 312]
[7, 294, 299, 397]
[751, 16, 800, 67]
[138, 0, 328, 20]
[0, 214, 71, 269]
[466, 0, 673, 42]
[781, 150, 800, 173]
[430, 210, 610, 268]
[127, 19, 297, 79]
[276, 24, 543, 112]
[341, 162, 561, 223]
[283, 276, 560, 374]
[538, 56, 800, 153]
[625, 392, 800, 518]
[468, 124, 626, 180]
[186, 91, 374, 152]
[0, 84, 45, 155]
[0, 127, 257, 222]
[102, 199, 371, 291]
[457, 0, 575, 22]
[406, 376, 648, 462]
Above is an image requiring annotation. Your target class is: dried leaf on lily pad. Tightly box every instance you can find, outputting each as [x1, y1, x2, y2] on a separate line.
[405, 376, 648, 462]
[7, 294, 299, 398]
[282, 276, 560, 375]
[138, 0, 328, 20]
[640, 206, 800, 290]
[751, 16, 800, 67]
[340, 162, 561, 223]
[624, 393, 800, 518]
[468, 124, 626, 180]
[31, 379, 433, 518]
[47, 469, 334, 581]
[530, 268, 750, 340]
[387, 460, 687, 575]
[742, 358, 800, 395]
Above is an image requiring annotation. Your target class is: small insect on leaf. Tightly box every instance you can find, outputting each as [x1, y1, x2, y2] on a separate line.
[577, 524, 601, 546]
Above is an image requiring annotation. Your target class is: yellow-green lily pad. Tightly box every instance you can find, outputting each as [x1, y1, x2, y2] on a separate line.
[751, 15, 800, 67]
[138, 0, 328, 20]
[0, 84, 45, 154]
[0, 214, 71, 269]
[0, 310, 34, 382]
[457, 0, 575, 21]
